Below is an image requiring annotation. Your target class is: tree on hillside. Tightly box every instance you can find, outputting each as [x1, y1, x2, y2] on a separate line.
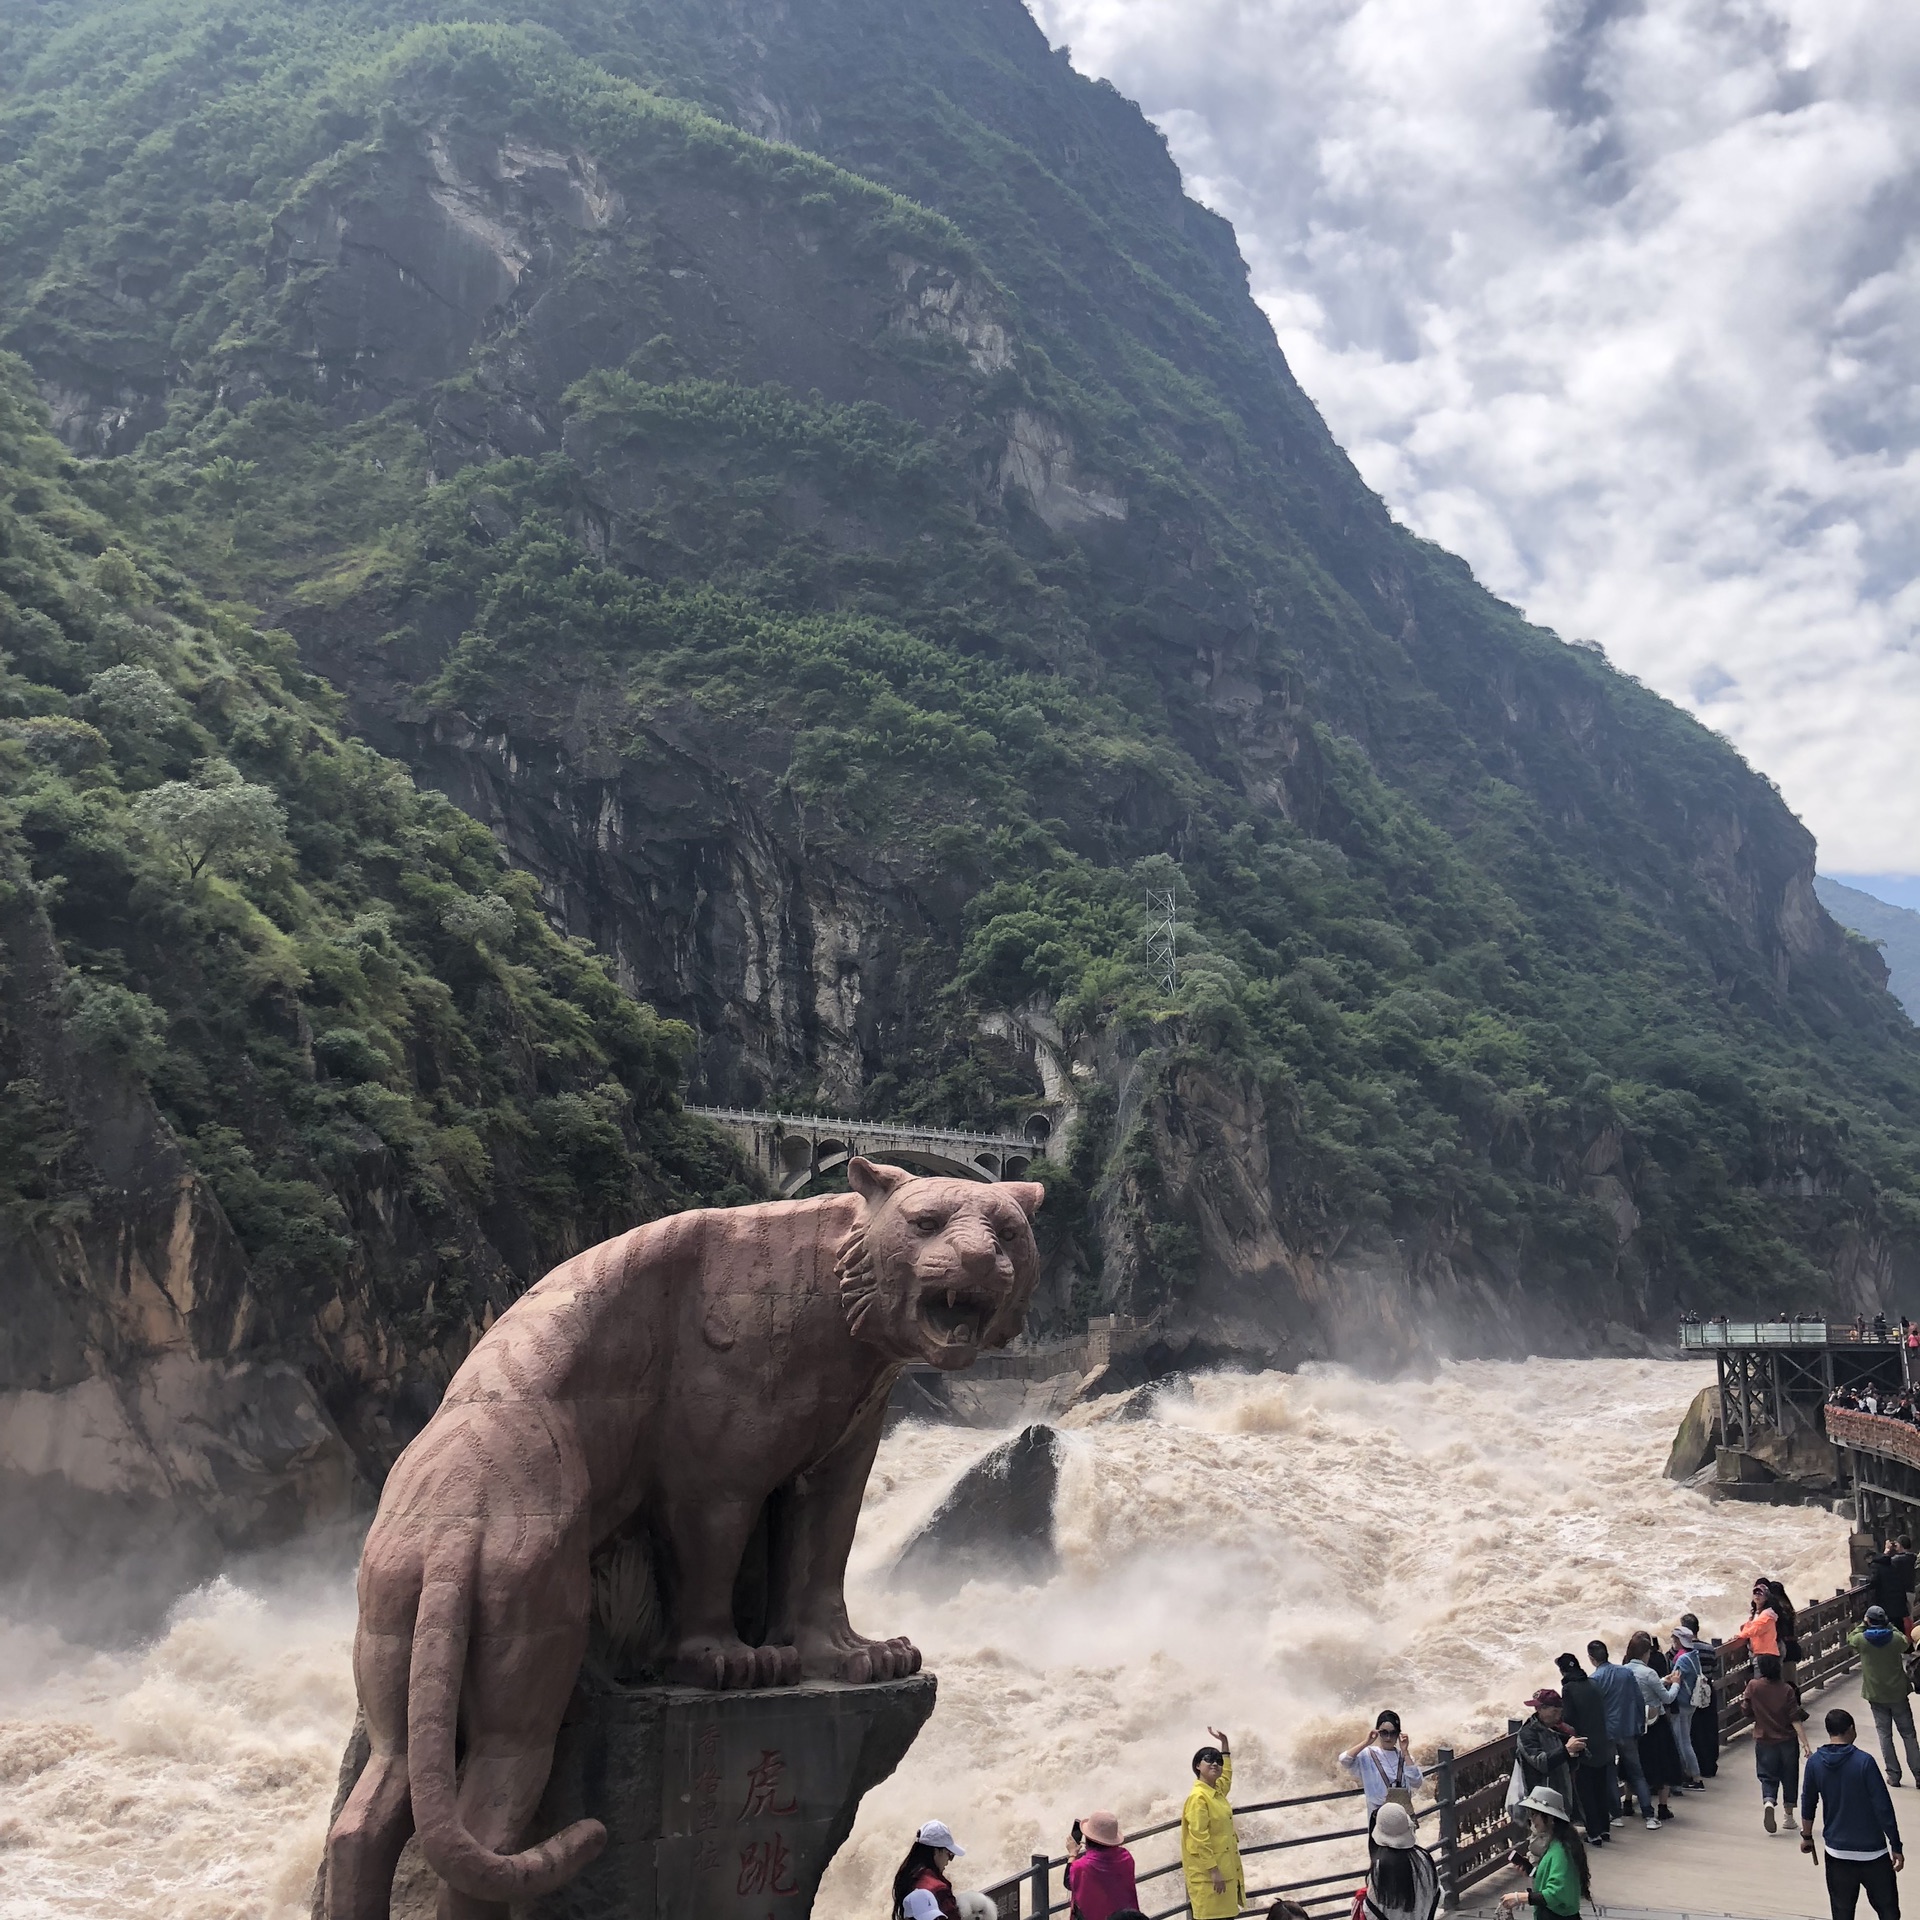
[132, 759, 288, 881]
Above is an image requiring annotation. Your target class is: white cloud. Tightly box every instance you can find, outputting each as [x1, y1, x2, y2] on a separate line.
[1030, 0, 1920, 873]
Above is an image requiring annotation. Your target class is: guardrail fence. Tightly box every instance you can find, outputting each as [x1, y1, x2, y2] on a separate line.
[1680, 1321, 1906, 1349]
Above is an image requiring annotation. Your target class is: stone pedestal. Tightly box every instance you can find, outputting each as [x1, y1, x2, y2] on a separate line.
[517, 1674, 935, 1920]
[314, 1673, 936, 1920]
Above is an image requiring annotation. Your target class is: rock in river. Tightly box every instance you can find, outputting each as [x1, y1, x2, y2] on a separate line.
[891, 1423, 1061, 1597]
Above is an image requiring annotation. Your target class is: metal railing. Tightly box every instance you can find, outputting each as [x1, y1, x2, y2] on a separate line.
[686, 1106, 1033, 1153]
[1680, 1320, 1909, 1349]
[970, 1744, 1529, 1920]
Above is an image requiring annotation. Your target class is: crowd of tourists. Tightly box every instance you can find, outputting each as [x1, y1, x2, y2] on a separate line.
[890, 1558, 1920, 1920]
[1833, 1384, 1920, 1423]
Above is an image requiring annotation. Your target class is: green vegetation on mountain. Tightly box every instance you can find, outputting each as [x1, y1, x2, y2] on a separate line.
[0, 356, 746, 1344]
[3, 0, 1919, 1351]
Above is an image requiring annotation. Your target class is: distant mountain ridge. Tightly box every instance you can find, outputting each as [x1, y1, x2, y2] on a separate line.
[1817, 879, 1920, 1020]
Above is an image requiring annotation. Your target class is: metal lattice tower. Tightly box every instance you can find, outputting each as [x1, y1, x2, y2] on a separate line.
[1145, 887, 1178, 995]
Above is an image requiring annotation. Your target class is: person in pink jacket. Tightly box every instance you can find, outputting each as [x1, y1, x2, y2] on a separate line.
[1065, 1811, 1139, 1920]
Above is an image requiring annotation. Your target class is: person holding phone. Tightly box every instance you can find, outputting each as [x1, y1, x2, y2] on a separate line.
[1064, 1811, 1138, 1920]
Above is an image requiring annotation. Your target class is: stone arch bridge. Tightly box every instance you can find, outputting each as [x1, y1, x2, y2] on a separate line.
[688, 1108, 1052, 1198]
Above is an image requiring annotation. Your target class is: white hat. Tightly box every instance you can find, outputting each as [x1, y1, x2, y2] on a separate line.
[918, 1819, 967, 1857]
[1372, 1802, 1418, 1850]
[902, 1893, 944, 1920]
[1518, 1786, 1568, 1821]
[917, 1812, 967, 1858]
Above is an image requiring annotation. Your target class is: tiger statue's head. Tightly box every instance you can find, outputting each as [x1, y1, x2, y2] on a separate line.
[836, 1158, 1042, 1370]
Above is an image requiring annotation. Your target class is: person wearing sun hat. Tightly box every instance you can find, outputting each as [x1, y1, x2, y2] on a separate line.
[1359, 1801, 1440, 1920]
[1064, 1810, 1139, 1920]
[1497, 1788, 1590, 1920]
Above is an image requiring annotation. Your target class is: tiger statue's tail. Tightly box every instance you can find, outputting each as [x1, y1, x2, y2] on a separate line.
[406, 1566, 607, 1900]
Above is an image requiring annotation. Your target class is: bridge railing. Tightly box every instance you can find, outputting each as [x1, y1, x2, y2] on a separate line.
[686, 1106, 1035, 1152]
[1679, 1319, 1913, 1349]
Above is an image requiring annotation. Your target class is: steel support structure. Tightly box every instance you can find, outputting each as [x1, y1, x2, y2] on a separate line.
[1715, 1342, 1903, 1452]
[1847, 1446, 1920, 1536]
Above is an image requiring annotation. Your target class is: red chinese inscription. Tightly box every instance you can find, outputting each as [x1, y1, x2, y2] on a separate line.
[738, 1748, 800, 1821]
[737, 1833, 799, 1897]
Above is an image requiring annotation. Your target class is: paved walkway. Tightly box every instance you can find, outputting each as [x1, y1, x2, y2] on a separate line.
[1462, 1671, 1910, 1920]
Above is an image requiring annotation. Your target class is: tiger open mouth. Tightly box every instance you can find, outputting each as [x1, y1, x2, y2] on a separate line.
[920, 1286, 992, 1348]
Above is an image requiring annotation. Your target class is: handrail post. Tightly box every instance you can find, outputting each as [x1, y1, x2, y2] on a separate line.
[1031, 1851, 1050, 1920]
[1435, 1744, 1460, 1911]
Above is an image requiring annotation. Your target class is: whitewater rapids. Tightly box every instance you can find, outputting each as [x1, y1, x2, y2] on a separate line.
[0, 1360, 1849, 1917]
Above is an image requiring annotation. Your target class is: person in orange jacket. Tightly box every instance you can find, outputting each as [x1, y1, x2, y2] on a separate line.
[1728, 1579, 1781, 1660]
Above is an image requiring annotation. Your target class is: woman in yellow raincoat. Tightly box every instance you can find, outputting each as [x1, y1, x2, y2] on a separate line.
[1182, 1726, 1243, 1918]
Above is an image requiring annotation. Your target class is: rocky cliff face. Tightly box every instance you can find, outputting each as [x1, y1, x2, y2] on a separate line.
[0, 889, 358, 1617]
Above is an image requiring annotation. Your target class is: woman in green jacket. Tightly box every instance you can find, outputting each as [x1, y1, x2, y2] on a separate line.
[1498, 1787, 1589, 1919]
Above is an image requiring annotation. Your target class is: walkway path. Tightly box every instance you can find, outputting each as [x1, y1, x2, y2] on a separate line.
[1464, 1670, 1890, 1920]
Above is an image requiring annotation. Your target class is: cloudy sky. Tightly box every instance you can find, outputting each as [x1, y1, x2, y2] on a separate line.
[1030, 0, 1920, 899]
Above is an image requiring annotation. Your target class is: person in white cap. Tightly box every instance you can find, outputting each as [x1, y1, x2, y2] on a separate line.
[891, 1819, 988, 1920]
[1359, 1801, 1439, 1920]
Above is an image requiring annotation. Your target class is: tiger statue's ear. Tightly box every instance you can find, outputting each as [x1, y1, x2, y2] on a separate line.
[847, 1157, 913, 1203]
[1005, 1181, 1044, 1218]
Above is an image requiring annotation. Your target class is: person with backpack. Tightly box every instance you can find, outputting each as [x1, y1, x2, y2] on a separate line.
[1340, 1712, 1424, 1831]
[1358, 1801, 1440, 1920]
[1852, 1606, 1920, 1789]
[1801, 1707, 1905, 1920]
[1668, 1627, 1709, 1788]
[1673, 1616, 1721, 1777]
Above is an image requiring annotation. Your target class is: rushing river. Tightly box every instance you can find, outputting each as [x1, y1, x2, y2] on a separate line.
[0, 1359, 1851, 1918]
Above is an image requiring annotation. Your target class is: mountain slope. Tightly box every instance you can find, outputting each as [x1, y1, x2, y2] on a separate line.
[1817, 878, 1920, 1021]
[1, 0, 1917, 1380]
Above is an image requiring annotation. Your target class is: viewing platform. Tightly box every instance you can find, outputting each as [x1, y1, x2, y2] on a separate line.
[1680, 1319, 1908, 1349]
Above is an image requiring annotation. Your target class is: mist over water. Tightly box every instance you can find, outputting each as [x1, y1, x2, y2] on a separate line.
[0, 1360, 1848, 1918]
